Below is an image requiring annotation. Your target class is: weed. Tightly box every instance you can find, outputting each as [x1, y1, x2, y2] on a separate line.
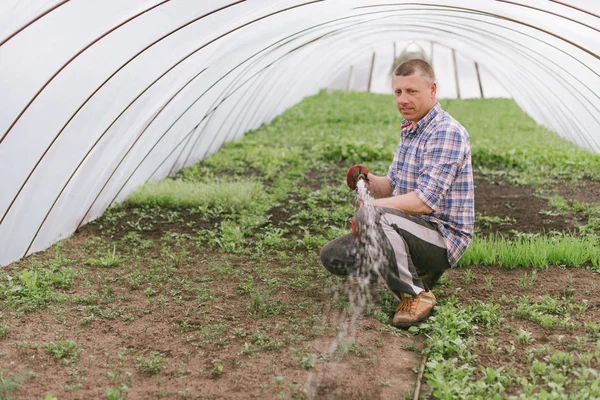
[248, 294, 288, 318]
[135, 351, 167, 375]
[106, 385, 128, 400]
[484, 275, 493, 289]
[46, 340, 82, 365]
[86, 245, 127, 268]
[240, 343, 254, 356]
[517, 270, 537, 290]
[515, 328, 533, 345]
[0, 324, 8, 339]
[299, 356, 314, 370]
[462, 268, 474, 285]
[0, 369, 31, 399]
[211, 360, 224, 379]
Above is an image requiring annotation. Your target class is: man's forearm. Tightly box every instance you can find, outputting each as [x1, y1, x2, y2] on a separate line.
[366, 173, 393, 199]
[367, 191, 433, 215]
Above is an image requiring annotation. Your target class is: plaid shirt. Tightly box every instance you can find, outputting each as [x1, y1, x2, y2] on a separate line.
[386, 103, 474, 266]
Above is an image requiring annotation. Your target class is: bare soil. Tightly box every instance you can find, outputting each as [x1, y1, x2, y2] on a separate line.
[2, 176, 599, 399]
[474, 178, 576, 235]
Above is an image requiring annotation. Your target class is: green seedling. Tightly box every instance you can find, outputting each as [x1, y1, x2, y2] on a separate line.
[86, 245, 127, 268]
[211, 360, 224, 379]
[484, 275, 493, 289]
[462, 268, 474, 285]
[46, 340, 82, 365]
[135, 351, 166, 375]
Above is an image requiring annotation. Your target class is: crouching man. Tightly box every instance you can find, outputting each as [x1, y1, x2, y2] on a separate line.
[320, 59, 474, 328]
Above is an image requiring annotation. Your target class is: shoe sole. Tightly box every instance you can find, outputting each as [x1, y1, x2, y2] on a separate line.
[389, 309, 433, 329]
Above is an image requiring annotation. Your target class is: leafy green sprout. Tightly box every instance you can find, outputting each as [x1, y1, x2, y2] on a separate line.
[45, 340, 82, 365]
[462, 268, 474, 285]
[85, 245, 127, 268]
[0, 323, 8, 338]
[211, 360, 224, 379]
[484, 275, 493, 289]
[135, 351, 167, 375]
[515, 328, 534, 345]
[517, 270, 537, 290]
[106, 385, 128, 400]
[241, 342, 254, 356]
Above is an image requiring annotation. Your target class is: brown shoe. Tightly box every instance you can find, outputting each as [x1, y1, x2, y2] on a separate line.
[390, 291, 436, 328]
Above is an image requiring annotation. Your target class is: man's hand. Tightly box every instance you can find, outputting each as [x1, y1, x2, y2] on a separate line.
[346, 164, 369, 190]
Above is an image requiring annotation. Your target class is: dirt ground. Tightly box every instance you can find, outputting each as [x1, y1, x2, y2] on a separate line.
[2, 176, 599, 399]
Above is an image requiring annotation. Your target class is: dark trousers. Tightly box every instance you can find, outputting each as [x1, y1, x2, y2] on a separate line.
[319, 206, 451, 298]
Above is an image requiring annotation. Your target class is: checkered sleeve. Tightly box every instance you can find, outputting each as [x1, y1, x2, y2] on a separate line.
[386, 144, 400, 188]
[414, 123, 467, 210]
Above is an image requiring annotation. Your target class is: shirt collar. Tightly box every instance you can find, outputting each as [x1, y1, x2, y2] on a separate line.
[401, 102, 441, 135]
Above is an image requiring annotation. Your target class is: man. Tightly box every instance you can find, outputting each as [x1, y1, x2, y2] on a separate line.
[320, 58, 474, 328]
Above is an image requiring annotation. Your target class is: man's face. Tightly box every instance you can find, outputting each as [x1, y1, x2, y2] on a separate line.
[393, 72, 437, 123]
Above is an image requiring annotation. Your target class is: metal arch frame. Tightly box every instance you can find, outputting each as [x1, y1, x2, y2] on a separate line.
[21, 1, 327, 256]
[348, 6, 600, 78]
[549, 0, 600, 20]
[354, 2, 600, 60]
[0, 0, 172, 144]
[0, 1, 245, 228]
[0, 0, 70, 46]
[495, 0, 600, 34]
[45, 3, 600, 209]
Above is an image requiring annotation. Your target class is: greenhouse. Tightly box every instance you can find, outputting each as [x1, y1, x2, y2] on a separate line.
[1, 1, 599, 398]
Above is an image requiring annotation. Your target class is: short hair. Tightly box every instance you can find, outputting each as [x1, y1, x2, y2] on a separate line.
[393, 59, 436, 82]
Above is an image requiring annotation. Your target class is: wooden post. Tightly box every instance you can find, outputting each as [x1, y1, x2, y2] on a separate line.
[367, 52, 375, 92]
[393, 42, 397, 66]
[452, 48, 461, 99]
[346, 65, 354, 91]
[474, 61, 484, 98]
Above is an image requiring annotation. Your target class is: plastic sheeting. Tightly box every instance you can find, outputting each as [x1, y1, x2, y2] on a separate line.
[1, 1, 599, 266]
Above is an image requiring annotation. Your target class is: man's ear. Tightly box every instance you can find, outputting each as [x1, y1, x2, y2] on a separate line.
[430, 81, 437, 99]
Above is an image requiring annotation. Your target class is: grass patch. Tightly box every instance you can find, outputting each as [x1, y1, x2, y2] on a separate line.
[124, 178, 266, 210]
[459, 234, 600, 269]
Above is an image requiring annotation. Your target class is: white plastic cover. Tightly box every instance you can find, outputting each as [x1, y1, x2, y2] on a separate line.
[1, 1, 599, 266]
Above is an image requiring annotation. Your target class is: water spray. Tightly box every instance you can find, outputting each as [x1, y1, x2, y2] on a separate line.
[305, 173, 380, 396]
[355, 173, 373, 203]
